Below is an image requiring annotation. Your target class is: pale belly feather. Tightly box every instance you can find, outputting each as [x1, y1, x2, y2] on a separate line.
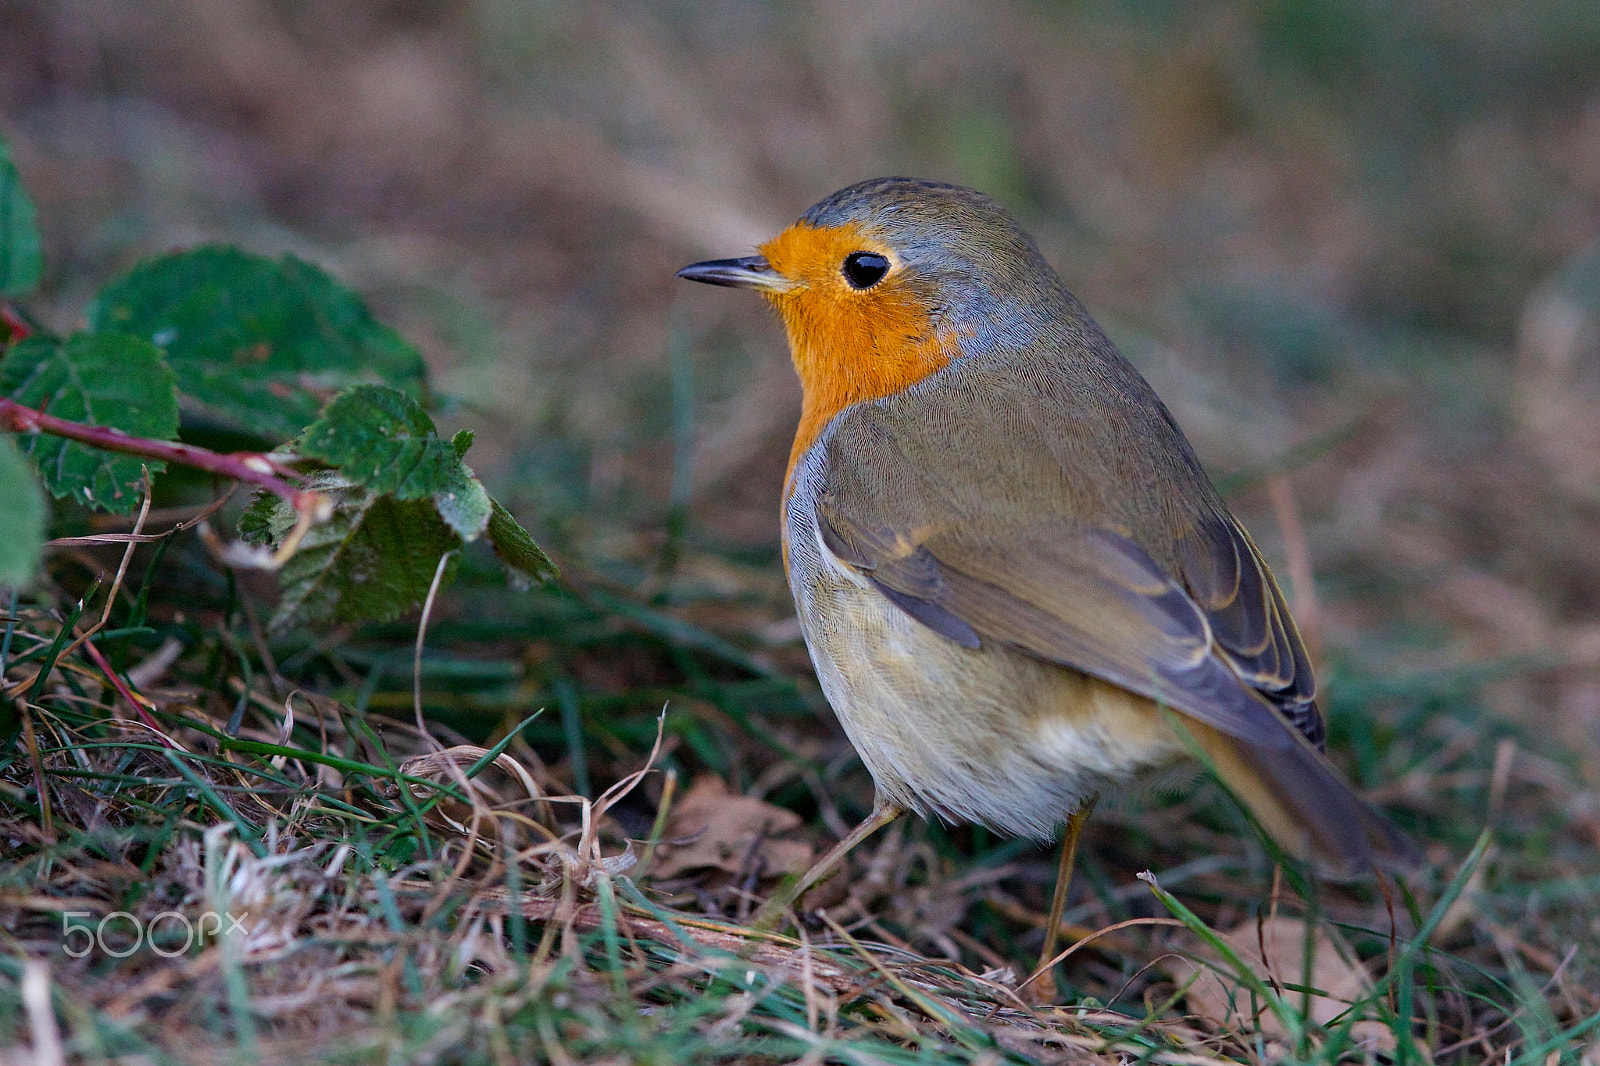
[784, 473, 1186, 841]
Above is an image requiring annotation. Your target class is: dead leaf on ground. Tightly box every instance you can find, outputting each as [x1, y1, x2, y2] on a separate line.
[646, 775, 813, 880]
[1164, 915, 1398, 1056]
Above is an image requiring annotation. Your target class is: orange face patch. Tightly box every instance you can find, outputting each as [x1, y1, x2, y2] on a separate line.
[759, 221, 960, 487]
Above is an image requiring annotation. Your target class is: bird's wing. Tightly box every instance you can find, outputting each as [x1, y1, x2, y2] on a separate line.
[800, 356, 1417, 875]
[1173, 516, 1323, 748]
[809, 389, 1322, 751]
[816, 503, 1311, 750]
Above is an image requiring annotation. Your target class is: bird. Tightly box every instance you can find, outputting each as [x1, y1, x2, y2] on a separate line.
[676, 177, 1420, 973]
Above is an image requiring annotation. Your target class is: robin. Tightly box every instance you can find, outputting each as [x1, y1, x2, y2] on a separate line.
[677, 178, 1419, 970]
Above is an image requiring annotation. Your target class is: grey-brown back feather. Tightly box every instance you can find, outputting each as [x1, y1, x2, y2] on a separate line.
[812, 339, 1325, 752]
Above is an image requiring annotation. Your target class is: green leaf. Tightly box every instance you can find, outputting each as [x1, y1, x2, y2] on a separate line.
[242, 473, 463, 633]
[0, 132, 43, 296]
[1, 333, 179, 512]
[86, 246, 427, 441]
[0, 435, 46, 587]
[237, 489, 280, 546]
[297, 384, 493, 541]
[486, 500, 558, 590]
[298, 385, 459, 499]
[432, 464, 492, 541]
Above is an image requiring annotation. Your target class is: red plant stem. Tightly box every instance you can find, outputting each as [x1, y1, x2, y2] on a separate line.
[81, 636, 175, 746]
[0, 303, 31, 342]
[0, 396, 309, 506]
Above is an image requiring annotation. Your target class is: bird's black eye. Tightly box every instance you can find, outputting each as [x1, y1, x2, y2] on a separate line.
[842, 251, 890, 289]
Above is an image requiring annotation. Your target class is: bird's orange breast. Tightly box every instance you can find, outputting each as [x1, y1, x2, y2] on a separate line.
[759, 222, 964, 489]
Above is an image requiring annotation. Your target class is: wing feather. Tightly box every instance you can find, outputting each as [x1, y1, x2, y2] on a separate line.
[1176, 518, 1322, 747]
[817, 506, 1302, 749]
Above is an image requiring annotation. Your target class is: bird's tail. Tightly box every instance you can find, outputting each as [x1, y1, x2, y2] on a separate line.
[1186, 721, 1422, 880]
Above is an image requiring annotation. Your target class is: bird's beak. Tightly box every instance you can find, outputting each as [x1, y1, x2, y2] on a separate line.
[676, 255, 791, 292]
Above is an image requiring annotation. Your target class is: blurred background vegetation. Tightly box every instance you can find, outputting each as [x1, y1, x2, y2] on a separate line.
[4, 0, 1600, 1056]
[7, 0, 1600, 629]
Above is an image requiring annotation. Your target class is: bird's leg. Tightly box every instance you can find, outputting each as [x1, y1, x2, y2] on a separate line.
[1031, 794, 1098, 996]
[754, 799, 904, 929]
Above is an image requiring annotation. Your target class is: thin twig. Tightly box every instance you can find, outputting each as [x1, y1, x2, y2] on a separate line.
[96, 471, 153, 630]
[0, 396, 311, 506]
[20, 704, 53, 840]
[47, 489, 236, 547]
[1016, 916, 1187, 997]
[80, 637, 178, 748]
[45, 477, 155, 669]
[413, 550, 457, 754]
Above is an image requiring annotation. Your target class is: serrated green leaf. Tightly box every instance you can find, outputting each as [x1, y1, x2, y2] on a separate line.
[237, 482, 303, 547]
[0, 435, 46, 587]
[486, 500, 557, 590]
[432, 464, 492, 541]
[296, 385, 492, 541]
[86, 246, 427, 441]
[451, 429, 474, 458]
[246, 472, 462, 633]
[0, 132, 43, 296]
[237, 489, 283, 546]
[297, 385, 460, 499]
[1, 333, 178, 513]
